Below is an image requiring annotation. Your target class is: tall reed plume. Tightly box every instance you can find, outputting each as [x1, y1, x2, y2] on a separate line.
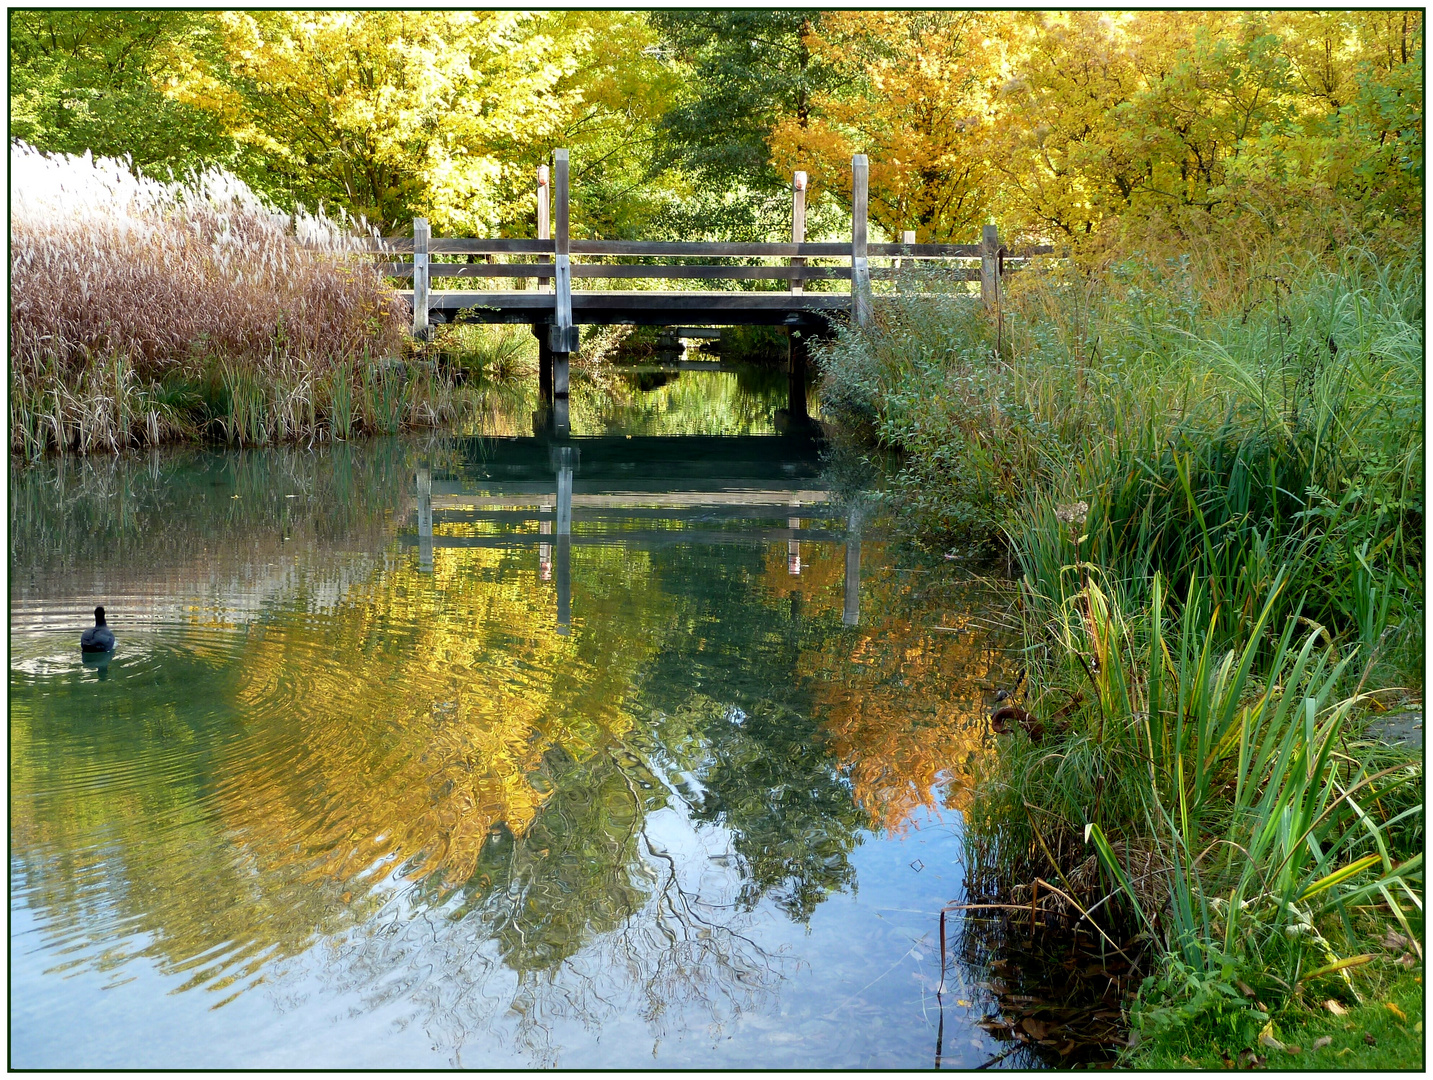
[10, 142, 408, 453]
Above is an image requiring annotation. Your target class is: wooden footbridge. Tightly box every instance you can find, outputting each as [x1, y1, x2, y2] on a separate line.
[373, 151, 1050, 427]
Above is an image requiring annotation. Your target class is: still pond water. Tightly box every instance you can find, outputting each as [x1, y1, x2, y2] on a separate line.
[11, 369, 1026, 1068]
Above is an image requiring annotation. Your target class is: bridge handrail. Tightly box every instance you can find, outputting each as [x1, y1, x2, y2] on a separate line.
[366, 238, 1052, 259]
[377, 263, 992, 282]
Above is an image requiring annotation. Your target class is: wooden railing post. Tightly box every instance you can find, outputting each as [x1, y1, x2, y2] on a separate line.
[791, 170, 807, 295]
[550, 149, 577, 395]
[851, 155, 871, 327]
[536, 165, 550, 291]
[534, 164, 553, 401]
[981, 223, 1000, 310]
[412, 217, 430, 339]
[898, 229, 915, 272]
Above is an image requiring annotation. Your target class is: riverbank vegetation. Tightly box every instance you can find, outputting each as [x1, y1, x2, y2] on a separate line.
[820, 239, 1422, 1065]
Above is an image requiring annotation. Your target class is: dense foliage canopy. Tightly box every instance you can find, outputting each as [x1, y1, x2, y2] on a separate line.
[10, 9, 1422, 251]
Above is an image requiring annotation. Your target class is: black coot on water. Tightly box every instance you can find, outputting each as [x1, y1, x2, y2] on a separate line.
[81, 606, 115, 653]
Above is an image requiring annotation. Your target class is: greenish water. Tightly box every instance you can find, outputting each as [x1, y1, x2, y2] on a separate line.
[11, 369, 1024, 1068]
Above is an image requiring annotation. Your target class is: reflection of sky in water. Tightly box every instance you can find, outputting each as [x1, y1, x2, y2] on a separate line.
[10, 381, 1018, 1068]
[14, 801, 983, 1068]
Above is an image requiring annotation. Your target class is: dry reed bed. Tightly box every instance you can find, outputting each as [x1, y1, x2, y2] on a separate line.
[9, 142, 418, 454]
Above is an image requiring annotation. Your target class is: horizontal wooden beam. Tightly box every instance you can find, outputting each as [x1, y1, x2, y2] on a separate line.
[412, 290, 853, 311]
[369, 238, 1056, 259]
[386, 264, 992, 281]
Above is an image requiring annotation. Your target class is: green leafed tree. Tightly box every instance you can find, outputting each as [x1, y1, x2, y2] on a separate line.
[8, 10, 239, 175]
[648, 11, 844, 240]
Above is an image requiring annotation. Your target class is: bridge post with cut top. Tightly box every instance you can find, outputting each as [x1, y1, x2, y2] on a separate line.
[790, 171, 806, 296]
[536, 165, 551, 291]
[899, 229, 915, 272]
[535, 165, 553, 402]
[550, 149, 578, 398]
[412, 217, 430, 339]
[848, 154, 871, 323]
[851, 155, 871, 328]
[981, 224, 1000, 310]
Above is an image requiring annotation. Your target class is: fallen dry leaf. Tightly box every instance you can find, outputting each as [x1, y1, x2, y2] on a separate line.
[1257, 1021, 1285, 1053]
[1385, 1002, 1407, 1021]
[1382, 930, 1411, 951]
[1364, 1032, 1377, 1046]
[1311, 1036, 1332, 1051]
[1285, 1045, 1302, 1054]
[1325, 999, 1348, 1016]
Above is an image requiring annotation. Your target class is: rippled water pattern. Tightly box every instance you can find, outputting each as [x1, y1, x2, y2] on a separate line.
[11, 372, 1019, 1068]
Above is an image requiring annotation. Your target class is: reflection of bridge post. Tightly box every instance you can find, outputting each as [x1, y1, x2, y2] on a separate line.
[417, 464, 434, 572]
[539, 500, 553, 581]
[553, 445, 577, 636]
[788, 505, 802, 575]
[842, 506, 861, 626]
[788, 329, 810, 423]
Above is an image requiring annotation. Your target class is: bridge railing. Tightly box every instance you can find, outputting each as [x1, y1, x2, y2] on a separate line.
[364, 151, 1053, 342]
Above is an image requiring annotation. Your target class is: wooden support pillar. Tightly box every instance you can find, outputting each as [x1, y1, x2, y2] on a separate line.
[791, 171, 807, 296]
[981, 223, 1000, 310]
[534, 323, 553, 402]
[412, 217, 430, 339]
[552, 394, 570, 439]
[536, 165, 550, 291]
[550, 149, 577, 395]
[851, 155, 871, 328]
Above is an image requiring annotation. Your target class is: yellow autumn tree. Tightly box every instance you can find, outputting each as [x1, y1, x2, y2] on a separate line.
[164, 11, 680, 238]
[768, 11, 1002, 242]
[987, 10, 1423, 249]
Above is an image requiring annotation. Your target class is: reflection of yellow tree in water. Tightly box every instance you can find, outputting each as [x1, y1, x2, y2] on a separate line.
[219, 542, 672, 895]
[768, 542, 1016, 832]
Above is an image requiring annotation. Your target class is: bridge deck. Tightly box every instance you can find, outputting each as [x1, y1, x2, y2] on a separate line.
[404, 289, 851, 327]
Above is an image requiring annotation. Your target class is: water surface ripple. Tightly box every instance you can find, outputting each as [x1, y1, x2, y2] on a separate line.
[11, 373, 1025, 1068]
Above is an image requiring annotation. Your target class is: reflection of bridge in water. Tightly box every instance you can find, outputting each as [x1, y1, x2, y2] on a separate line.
[408, 433, 862, 635]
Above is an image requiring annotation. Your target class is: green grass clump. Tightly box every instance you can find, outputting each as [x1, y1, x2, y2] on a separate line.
[1130, 965, 1423, 1069]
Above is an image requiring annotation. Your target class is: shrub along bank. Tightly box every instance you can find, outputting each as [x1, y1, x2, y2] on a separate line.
[9, 143, 504, 457]
[817, 252, 1423, 1064]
